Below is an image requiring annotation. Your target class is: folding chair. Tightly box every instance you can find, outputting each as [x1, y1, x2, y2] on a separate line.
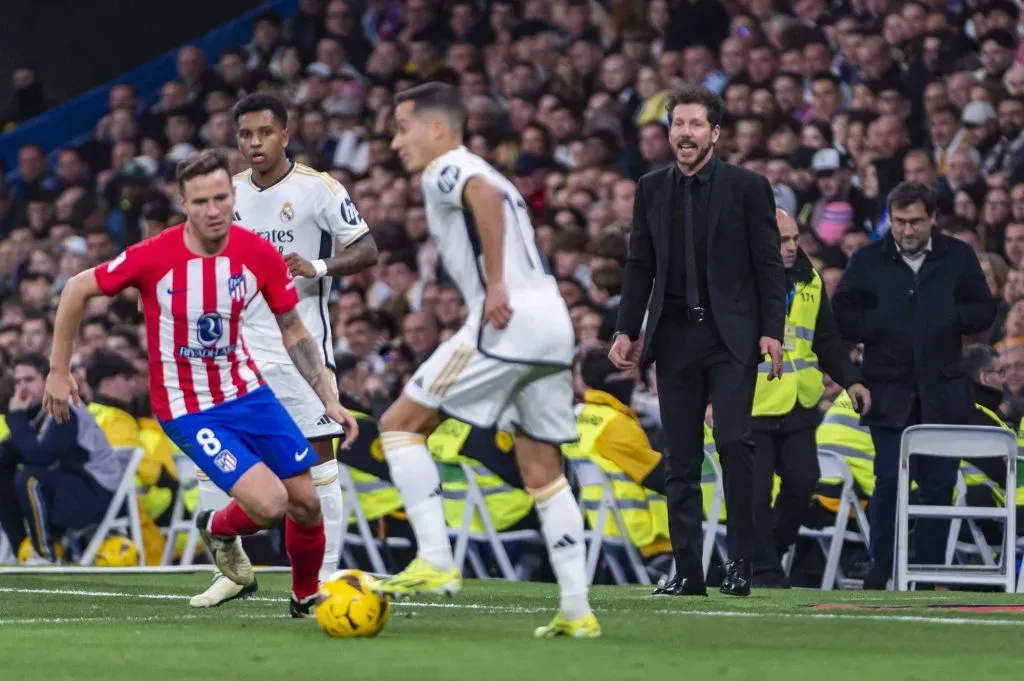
[75, 447, 146, 566]
[160, 454, 202, 566]
[571, 459, 651, 586]
[336, 463, 389, 574]
[781, 449, 871, 590]
[700, 449, 729, 579]
[896, 425, 1017, 592]
[448, 462, 544, 581]
[943, 470, 999, 569]
[0, 534, 13, 564]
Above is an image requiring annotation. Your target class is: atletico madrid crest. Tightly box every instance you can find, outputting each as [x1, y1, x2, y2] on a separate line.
[228, 273, 247, 302]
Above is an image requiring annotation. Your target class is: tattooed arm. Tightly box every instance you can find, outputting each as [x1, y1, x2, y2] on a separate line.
[275, 308, 337, 406]
[275, 308, 360, 448]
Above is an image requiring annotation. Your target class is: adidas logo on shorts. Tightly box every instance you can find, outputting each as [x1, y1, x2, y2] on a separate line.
[315, 414, 333, 427]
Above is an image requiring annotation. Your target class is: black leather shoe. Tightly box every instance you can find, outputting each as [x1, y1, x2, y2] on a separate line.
[863, 561, 892, 590]
[720, 559, 753, 597]
[652, 575, 708, 597]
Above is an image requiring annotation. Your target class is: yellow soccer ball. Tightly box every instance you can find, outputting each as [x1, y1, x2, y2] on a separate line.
[316, 569, 391, 638]
[94, 536, 139, 567]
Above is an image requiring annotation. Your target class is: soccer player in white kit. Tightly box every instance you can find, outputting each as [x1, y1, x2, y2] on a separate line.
[375, 82, 599, 638]
[190, 94, 378, 608]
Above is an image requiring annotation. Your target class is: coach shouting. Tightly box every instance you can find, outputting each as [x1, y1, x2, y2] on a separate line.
[832, 181, 997, 589]
[609, 84, 786, 597]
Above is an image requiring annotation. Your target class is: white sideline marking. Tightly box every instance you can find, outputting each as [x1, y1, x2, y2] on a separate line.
[1, 586, 1024, 627]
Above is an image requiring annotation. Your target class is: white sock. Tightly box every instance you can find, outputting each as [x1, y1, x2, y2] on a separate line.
[197, 473, 232, 513]
[382, 432, 455, 571]
[312, 459, 344, 583]
[531, 477, 591, 620]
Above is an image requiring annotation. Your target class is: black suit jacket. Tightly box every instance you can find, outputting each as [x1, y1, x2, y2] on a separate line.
[832, 231, 997, 428]
[616, 159, 787, 366]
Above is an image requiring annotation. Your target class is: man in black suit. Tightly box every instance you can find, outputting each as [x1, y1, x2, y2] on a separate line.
[832, 181, 997, 589]
[609, 84, 787, 597]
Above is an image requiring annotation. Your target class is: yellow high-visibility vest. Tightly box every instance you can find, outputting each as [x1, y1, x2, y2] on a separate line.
[816, 390, 875, 499]
[428, 419, 533, 533]
[752, 271, 825, 416]
[562, 403, 669, 553]
[972, 404, 1024, 507]
[339, 410, 403, 521]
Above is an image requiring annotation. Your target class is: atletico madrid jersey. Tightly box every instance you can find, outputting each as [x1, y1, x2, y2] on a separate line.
[94, 223, 299, 420]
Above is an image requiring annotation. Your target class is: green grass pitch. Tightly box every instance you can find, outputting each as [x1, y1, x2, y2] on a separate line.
[2, 573, 1024, 680]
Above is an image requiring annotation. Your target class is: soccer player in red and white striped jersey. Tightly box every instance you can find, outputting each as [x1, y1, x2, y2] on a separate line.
[43, 149, 359, 618]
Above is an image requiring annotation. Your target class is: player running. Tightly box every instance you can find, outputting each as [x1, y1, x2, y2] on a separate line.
[375, 82, 599, 638]
[43, 149, 359, 618]
[190, 93, 379, 608]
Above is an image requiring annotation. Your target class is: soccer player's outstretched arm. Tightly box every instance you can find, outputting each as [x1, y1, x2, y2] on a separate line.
[44, 268, 106, 422]
[463, 176, 511, 329]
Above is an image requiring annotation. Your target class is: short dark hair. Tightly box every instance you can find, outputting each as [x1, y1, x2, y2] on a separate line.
[232, 92, 288, 127]
[963, 343, 999, 382]
[665, 84, 725, 127]
[887, 181, 937, 215]
[394, 81, 468, 132]
[176, 149, 231, 193]
[14, 351, 49, 378]
[86, 349, 136, 389]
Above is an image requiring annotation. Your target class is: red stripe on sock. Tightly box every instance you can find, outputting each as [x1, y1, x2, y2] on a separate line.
[286, 517, 326, 601]
[210, 500, 263, 536]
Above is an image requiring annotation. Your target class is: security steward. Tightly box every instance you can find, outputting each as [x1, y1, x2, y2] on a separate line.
[751, 209, 871, 586]
[961, 344, 1024, 534]
[562, 349, 671, 558]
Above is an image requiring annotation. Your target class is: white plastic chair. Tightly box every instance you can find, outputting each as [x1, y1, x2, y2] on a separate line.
[943, 469, 999, 568]
[336, 463, 390, 574]
[571, 459, 651, 586]
[447, 462, 544, 581]
[0, 533, 14, 564]
[781, 449, 871, 590]
[160, 455, 202, 566]
[896, 425, 1017, 592]
[76, 447, 146, 566]
[700, 449, 729, 578]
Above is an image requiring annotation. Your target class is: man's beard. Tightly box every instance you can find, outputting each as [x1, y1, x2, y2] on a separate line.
[676, 140, 713, 170]
[1002, 125, 1021, 139]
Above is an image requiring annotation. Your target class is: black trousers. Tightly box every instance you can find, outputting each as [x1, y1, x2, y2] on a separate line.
[654, 316, 757, 581]
[752, 427, 820, 572]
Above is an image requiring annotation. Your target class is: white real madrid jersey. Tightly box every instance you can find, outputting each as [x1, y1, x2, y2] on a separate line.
[420, 147, 573, 365]
[233, 161, 369, 366]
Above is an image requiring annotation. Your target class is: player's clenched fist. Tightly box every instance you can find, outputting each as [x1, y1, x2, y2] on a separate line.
[284, 252, 316, 278]
[483, 282, 512, 330]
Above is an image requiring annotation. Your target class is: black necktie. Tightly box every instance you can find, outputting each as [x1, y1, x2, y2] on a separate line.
[683, 177, 700, 308]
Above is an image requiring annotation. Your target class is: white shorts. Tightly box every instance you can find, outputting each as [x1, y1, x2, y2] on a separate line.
[259, 362, 343, 440]
[403, 324, 577, 444]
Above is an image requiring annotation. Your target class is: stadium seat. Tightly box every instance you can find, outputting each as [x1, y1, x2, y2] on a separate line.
[448, 461, 544, 581]
[570, 459, 651, 586]
[160, 454, 202, 566]
[72, 447, 146, 566]
[896, 426, 1017, 592]
[781, 449, 871, 590]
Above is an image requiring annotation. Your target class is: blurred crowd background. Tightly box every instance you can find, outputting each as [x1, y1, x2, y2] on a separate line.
[4, 0, 1024, 569]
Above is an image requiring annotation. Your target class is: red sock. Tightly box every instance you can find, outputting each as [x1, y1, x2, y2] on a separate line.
[286, 516, 325, 601]
[210, 500, 263, 536]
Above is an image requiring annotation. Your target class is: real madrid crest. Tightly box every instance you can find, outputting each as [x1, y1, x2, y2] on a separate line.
[280, 202, 296, 222]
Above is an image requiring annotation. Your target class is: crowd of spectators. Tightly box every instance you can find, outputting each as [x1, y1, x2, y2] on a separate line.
[4, 0, 1024, 427]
